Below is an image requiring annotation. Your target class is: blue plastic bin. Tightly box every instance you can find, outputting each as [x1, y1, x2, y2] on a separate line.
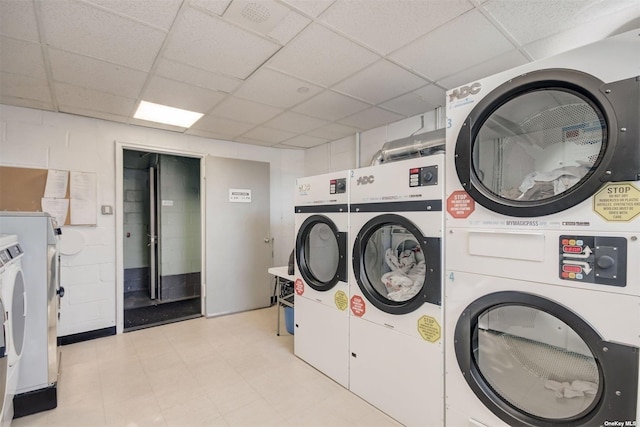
[284, 307, 294, 335]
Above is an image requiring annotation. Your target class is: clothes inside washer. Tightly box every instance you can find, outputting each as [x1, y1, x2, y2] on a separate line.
[381, 247, 425, 301]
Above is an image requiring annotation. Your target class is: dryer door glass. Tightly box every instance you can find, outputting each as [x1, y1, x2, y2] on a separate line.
[305, 222, 340, 283]
[474, 304, 599, 420]
[11, 270, 26, 357]
[363, 224, 426, 303]
[473, 90, 604, 202]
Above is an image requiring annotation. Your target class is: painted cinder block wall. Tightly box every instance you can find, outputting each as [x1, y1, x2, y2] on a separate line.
[0, 104, 303, 336]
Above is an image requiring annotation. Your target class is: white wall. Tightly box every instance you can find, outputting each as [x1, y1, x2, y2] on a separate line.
[303, 109, 440, 174]
[0, 104, 304, 336]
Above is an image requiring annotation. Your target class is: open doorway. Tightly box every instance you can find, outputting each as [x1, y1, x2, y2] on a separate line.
[122, 149, 202, 331]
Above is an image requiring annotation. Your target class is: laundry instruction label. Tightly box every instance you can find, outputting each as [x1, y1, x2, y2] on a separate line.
[334, 290, 348, 311]
[593, 182, 640, 221]
[447, 190, 475, 218]
[350, 295, 365, 317]
[417, 315, 441, 343]
[294, 278, 304, 296]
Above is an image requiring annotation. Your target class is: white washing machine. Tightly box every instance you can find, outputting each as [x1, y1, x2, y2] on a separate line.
[349, 155, 444, 427]
[444, 29, 640, 426]
[0, 244, 9, 424]
[294, 171, 350, 388]
[0, 235, 26, 427]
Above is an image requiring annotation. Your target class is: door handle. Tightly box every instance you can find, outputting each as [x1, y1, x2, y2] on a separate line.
[264, 238, 272, 243]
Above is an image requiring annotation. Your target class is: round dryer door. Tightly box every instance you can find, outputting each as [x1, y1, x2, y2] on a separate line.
[10, 270, 26, 362]
[0, 297, 7, 406]
[353, 214, 441, 314]
[296, 215, 347, 291]
[455, 69, 639, 217]
[455, 291, 639, 426]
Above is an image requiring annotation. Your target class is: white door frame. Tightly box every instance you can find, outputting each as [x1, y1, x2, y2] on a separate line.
[115, 142, 206, 334]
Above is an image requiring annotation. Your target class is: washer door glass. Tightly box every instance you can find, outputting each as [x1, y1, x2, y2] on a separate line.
[12, 270, 26, 357]
[474, 305, 599, 420]
[353, 214, 441, 314]
[364, 225, 425, 303]
[474, 90, 604, 202]
[305, 222, 339, 283]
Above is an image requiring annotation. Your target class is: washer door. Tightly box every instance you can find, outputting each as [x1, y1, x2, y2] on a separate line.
[455, 70, 639, 217]
[353, 214, 441, 314]
[296, 215, 347, 292]
[455, 291, 639, 426]
[8, 269, 26, 364]
[0, 297, 7, 408]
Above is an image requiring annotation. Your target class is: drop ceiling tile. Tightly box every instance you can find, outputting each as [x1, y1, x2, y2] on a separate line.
[281, 0, 335, 18]
[271, 143, 304, 150]
[84, 0, 182, 30]
[292, 90, 370, 121]
[241, 126, 297, 143]
[0, 72, 52, 105]
[522, 7, 640, 60]
[49, 48, 147, 98]
[0, 37, 47, 79]
[211, 97, 283, 125]
[235, 68, 322, 108]
[129, 116, 186, 131]
[380, 84, 446, 116]
[40, 1, 167, 71]
[338, 107, 404, 130]
[224, 0, 290, 35]
[164, 6, 280, 79]
[154, 58, 242, 93]
[189, 114, 255, 137]
[263, 111, 328, 133]
[268, 24, 380, 87]
[190, 0, 233, 16]
[437, 50, 529, 90]
[54, 82, 136, 116]
[306, 122, 359, 140]
[142, 76, 227, 113]
[0, 95, 53, 112]
[267, 10, 311, 44]
[234, 137, 277, 147]
[63, 107, 131, 125]
[0, 0, 39, 42]
[186, 128, 234, 141]
[332, 60, 428, 104]
[280, 134, 329, 148]
[483, 0, 639, 45]
[390, 10, 513, 81]
[320, 0, 473, 55]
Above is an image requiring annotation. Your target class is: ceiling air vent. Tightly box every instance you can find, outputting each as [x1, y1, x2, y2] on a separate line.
[224, 0, 289, 35]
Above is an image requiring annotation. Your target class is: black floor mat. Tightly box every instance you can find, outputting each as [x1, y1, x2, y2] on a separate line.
[124, 297, 201, 331]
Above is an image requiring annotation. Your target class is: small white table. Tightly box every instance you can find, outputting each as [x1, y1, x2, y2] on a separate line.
[268, 266, 295, 336]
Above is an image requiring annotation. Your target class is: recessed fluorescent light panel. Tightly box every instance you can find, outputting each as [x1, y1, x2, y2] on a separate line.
[134, 101, 204, 128]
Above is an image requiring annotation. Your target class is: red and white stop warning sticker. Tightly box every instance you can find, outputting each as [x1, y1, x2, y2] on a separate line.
[350, 295, 366, 317]
[294, 278, 304, 296]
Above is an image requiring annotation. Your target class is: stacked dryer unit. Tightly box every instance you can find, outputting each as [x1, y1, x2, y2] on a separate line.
[349, 156, 444, 427]
[0, 234, 27, 427]
[294, 171, 350, 388]
[444, 30, 640, 426]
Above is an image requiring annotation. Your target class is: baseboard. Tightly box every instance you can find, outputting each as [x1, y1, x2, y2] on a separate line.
[58, 326, 116, 346]
[13, 385, 57, 418]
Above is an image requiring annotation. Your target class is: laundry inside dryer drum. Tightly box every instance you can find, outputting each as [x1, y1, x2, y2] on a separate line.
[473, 305, 599, 420]
[364, 225, 426, 303]
[473, 90, 604, 203]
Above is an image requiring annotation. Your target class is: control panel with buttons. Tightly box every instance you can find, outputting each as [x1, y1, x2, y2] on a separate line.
[409, 165, 438, 187]
[330, 178, 347, 194]
[559, 235, 627, 287]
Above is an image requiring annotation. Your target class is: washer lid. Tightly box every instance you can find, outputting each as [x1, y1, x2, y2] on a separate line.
[455, 69, 640, 217]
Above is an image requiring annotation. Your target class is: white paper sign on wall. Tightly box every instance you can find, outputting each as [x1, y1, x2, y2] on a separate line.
[229, 189, 252, 203]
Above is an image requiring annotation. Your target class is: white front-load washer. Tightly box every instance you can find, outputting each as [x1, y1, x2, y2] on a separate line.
[294, 171, 350, 388]
[444, 29, 639, 426]
[0, 235, 26, 427]
[349, 155, 444, 427]
[0, 245, 9, 424]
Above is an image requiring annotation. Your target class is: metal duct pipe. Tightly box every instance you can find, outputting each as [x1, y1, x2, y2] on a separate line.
[369, 128, 445, 166]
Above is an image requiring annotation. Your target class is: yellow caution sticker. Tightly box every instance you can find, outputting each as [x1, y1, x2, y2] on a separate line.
[593, 182, 640, 222]
[334, 290, 348, 311]
[417, 315, 441, 343]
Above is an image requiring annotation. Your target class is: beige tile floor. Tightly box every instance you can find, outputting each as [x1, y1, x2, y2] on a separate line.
[13, 306, 401, 427]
